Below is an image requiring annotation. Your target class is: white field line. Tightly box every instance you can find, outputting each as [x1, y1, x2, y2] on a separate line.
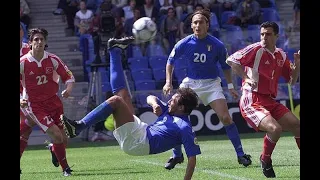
[132, 159, 253, 180]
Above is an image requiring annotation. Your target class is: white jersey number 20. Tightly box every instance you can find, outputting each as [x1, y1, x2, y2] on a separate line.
[193, 53, 206, 63]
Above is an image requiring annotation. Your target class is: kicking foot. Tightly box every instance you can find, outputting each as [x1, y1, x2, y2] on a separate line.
[107, 36, 135, 50]
[60, 115, 84, 138]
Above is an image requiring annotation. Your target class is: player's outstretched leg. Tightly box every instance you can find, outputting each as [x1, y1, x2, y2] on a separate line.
[62, 36, 135, 138]
[108, 36, 135, 50]
[165, 145, 184, 170]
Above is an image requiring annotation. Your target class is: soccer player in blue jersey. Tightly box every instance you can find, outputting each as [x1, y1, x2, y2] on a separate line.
[162, 9, 252, 169]
[62, 36, 201, 180]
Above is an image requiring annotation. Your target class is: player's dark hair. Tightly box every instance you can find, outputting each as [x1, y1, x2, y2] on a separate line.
[260, 21, 279, 35]
[28, 28, 49, 50]
[190, 9, 211, 25]
[176, 87, 199, 115]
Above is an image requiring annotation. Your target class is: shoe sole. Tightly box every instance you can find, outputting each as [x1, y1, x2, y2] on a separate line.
[61, 118, 77, 138]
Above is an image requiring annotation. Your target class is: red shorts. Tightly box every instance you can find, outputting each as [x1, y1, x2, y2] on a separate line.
[22, 95, 64, 133]
[239, 90, 290, 131]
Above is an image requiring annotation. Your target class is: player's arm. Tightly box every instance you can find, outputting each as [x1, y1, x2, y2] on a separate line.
[290, 50, 300, 85]
[219, 47, 234, 87]
[181, 125, 201, 180]
[51, 56, 75, 97]
[184, 156, 196, 180]
[226, 44, 258, 87]
[282, 50, 300, 85]
[164, 43, 181, 95]
[147, 95, 168, 116]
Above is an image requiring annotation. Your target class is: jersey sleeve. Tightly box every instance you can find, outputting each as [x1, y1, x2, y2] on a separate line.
[226, 42, 260, 68]
[156, 97, 168, 115]
[180, 125, 201, 157]
[50, 55, 75, 83]
[167, 42, 182, 66]
[218, 46, 231, 70]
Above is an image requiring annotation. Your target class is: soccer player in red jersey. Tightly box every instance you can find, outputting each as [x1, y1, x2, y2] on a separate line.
[20, 28, 75, 176]
[19, 24, 61, 174]
[226, 21, 300, 178]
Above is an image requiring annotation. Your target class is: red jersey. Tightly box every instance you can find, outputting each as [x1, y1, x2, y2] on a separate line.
[226, 42, 293, 98]
[20, 51, 75, 102]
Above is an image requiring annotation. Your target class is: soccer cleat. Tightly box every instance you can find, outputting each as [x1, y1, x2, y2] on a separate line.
[107, 36, 135, 50]
[238, 154, 252, 167]
[164, 155, 184, 170]
[260, 155, 276, 178]
[60, 115, 81, 138]
[46, 143, 59, 167]
[63, 167, 73, 176]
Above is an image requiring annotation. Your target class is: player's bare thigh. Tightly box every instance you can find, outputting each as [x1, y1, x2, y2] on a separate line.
[115, 89, 135, 114]
[277, 112, 300, 134]
[107, 95, 134, 128]
[258, 115, 282, 133]
[209, 99, 233, 125]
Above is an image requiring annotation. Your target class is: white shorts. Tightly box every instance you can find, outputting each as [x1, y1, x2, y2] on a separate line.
[113, 115, 150, 156]
[180, 77, 226, 106]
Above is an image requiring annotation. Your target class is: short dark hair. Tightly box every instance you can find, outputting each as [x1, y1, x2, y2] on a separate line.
[28, 28, 48, 41]
[190, 9, 211, 24]
[28, 28, 49, 49]
[176, 87, 199, 114]
[260, 21, 279, 35]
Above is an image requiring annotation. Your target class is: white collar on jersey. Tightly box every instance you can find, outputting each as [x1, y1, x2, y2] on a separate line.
[25, 51, 49, 63]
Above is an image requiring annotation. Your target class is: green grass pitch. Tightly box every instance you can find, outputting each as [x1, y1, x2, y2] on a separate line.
[20, 132, 300, 180]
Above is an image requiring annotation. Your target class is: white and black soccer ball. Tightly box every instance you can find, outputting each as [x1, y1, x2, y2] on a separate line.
[132, 17, 157, 43]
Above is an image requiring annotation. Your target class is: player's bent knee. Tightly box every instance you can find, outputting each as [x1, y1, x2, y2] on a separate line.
[107, 95, 127, 109]
[220, 114, 233, 125]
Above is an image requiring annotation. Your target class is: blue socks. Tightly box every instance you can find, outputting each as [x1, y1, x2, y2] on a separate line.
[172, 145, 183, 158]
[79, 101, 113, 129]
[110, 48, 126, 94]
[225, 123, 245, 157]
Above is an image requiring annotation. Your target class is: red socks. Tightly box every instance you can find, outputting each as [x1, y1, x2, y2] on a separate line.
[52, 143, 69, 170]
[261, 134, 277, 163]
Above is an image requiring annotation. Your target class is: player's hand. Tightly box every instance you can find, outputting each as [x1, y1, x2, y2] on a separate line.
[244, 78, 257, 89]
[163, 83, 173, 97]
[20, 99, 28, 108]
[294, 50, 300, 67]
[229, 88, 239, 100]
[152, 104, 162, 116]
[61, 89, 71, 98]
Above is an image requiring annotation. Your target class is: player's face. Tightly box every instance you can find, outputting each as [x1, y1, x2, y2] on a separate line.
[30, 33, 47, 52]
[191, 14, 209, 38]
[168, 94, 181, 113]
[260, 27, 278, 49]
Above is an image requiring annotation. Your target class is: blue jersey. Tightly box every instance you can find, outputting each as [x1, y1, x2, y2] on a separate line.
[168, 34, 230, 79]
[146, 98, 201, 157]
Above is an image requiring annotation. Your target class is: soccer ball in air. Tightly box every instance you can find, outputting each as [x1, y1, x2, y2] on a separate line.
[132, 17, 157, 43]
